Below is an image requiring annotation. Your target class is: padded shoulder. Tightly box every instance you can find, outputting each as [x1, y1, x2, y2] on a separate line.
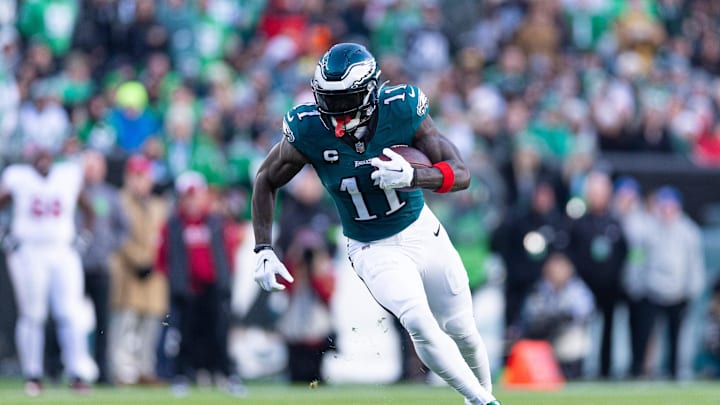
[379, 84, 429, 117]
[282, 103, 323, 145]
[378, 84, 429, 134]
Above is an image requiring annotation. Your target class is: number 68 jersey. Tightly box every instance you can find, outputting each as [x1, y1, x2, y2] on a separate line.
[284, 84, 430, 242]
[1, 161, 83, 245]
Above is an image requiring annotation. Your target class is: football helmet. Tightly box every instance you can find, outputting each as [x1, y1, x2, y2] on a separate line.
[311, 43, 381, 136]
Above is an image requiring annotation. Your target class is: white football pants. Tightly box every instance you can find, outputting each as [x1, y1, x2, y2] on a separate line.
[348, 205, 496, 405]
[8, 243, 97, 381]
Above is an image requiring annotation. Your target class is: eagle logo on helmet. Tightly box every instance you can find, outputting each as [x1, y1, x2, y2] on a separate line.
[350, 59, 377, 89]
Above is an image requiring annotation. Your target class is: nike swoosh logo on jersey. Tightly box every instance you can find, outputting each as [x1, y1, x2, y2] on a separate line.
[433, 224, 441, 237]
[286, 113, 295, 122]
[387, 168, 403, 173]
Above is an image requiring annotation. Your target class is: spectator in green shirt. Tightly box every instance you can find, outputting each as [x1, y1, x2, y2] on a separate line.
[18, 0, 79, 57]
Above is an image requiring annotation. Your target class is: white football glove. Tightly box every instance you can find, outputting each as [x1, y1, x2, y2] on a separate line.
[254, 249, 294, 291]
[370, 148, 415, 190]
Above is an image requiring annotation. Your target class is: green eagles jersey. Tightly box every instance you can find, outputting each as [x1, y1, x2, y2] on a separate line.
[284, 84, 430, 242]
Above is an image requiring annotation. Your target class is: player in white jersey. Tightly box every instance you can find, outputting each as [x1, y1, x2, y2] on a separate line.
[0, 148, 97, 395]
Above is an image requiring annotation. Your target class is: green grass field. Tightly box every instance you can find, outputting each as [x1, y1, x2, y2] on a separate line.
[0, 380, 718, 405]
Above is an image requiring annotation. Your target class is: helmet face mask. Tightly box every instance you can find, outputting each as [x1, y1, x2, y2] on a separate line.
[313, 86, 374, 116]
[311, 43, 381, 134]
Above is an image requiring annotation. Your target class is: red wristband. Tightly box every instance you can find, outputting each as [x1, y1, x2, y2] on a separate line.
[432, 162, 455, 193]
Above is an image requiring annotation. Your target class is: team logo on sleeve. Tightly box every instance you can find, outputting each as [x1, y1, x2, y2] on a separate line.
[282, 119, 295, 143]
[417, 90, 429, 116]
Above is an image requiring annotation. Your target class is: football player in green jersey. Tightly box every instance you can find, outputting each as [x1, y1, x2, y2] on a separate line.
[252, 43, 500, 405]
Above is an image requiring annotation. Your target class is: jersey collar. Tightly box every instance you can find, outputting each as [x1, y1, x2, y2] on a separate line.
[337, 110, 379, 154]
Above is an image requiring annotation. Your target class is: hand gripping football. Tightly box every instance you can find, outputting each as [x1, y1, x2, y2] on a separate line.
[375, 145, 432, 191]
[379, 145, 432, 168]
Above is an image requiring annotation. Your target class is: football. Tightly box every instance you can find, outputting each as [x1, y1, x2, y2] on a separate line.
[379, 145, 432, 168]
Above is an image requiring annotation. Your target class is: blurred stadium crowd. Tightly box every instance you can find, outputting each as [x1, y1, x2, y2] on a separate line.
[0, 0, 719, 394]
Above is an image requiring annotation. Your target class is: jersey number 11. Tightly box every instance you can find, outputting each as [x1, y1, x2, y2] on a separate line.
[340, 177, 405, 221]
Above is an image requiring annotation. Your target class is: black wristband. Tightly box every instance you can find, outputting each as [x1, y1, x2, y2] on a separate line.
[253, 244, 274, 254]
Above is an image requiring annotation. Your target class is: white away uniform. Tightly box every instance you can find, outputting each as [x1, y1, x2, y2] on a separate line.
[2, 161, 96, 381]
